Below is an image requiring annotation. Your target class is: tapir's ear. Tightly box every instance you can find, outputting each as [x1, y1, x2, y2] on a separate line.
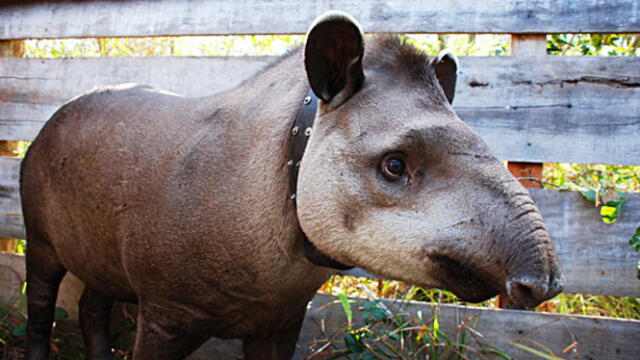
[431, 49, 458, 104]
[304, 11, 365, 103]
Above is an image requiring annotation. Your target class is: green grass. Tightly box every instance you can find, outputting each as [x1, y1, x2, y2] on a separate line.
[319, 275, 640, 320]
[315, 275, 638, 359]
[0, 299, 27, 359]
[310, 293, 514, 360]
[0, 290, 88, 360]
[543, 163, 640, 193]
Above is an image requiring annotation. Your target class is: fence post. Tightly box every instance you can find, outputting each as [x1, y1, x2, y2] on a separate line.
[497, 34, 548, 308]
[0, 40, 23, 253]
[507, 34, 546, 189]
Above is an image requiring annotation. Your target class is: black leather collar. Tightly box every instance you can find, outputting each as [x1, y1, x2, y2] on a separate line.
[289, 89, 353, 270]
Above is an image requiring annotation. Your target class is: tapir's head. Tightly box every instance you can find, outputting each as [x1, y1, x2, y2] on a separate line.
[297, 11, 564, 308]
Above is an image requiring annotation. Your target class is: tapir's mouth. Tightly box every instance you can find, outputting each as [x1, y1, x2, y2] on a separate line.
[427, 253, 502, 302]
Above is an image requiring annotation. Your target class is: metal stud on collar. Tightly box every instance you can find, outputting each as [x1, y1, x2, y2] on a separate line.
[289, 89, 316, 205]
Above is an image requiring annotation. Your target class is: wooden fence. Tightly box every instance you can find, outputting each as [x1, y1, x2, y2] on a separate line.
[1, 1, 639, 359]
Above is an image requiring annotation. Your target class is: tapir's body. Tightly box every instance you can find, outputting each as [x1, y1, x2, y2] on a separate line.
[21, 11, 564, 360]
[22, 50, 330, 356]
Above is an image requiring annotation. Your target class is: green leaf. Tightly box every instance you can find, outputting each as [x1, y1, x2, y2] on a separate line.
[458, 325, 468, 355]
[546, 41, 562, 53]
[579, 189, 597, 205]
[362, 301, 387, 324]
[54, 307, 69, 322]
[637, 260, 640, 280]
[338, 293, 352, 327]
[630, 226, 640, 252]
[433, 315, 440, 332]
[512, 343, 562, 360]
[600, 206, 619, 223]
[603, 190, 626, 207]
[16, 241, 24, 254]
[344, 332, 365, 354]
[11, 324, 26, 336]
[480, 346, 514, 360]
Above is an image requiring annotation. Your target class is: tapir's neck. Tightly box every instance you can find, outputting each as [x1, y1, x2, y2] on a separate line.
[189, 48, 333, 290]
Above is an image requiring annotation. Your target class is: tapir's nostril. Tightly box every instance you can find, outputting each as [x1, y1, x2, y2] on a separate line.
[508, 280, 545, 308]
[549, 275, 566, 297]
[506, 276, 564, 308]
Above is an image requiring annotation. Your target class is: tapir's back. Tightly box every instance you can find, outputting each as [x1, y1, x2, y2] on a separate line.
[20, 49, 332, 344]
[20, 83, 217, 299]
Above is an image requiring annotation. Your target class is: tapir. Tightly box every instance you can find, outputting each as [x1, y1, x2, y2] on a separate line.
[20, 10, 564, 360]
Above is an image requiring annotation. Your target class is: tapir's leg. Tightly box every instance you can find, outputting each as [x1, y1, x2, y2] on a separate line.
[79, 287, 116, 360]
[130, 302, 211, 360]
[25, 232, 67, 360]
[243, 312, 306, 360]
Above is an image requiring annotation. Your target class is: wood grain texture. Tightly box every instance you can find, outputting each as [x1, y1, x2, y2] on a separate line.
[1, 0, 640, 39]
[294, 293, 640, 360]
[2, 55, 639, 164]
[0, 56, 271, 140]
[455, 56, 640, 165]
[0, 157, 22, 239]
[0, 39, 24, 57]
[0, 39, 22, 251]
[532, 188, 640, 298]
[0, 252, 24, 303]
[508, 162, 543, 188]
[511, 34, 548, 56]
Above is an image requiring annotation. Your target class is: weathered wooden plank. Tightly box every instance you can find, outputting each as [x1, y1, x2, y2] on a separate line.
[0, 252, 24, 303]
[508, 161, 543, 188]
[0, 39, 23, 57]
[294, 293, 640, 360]
[196, 293, 640, 359]
[532, 188, 640, 298]
[344, 189, 640, 298]
[0, 39, 23, 252]
[505, 34, 546, 200]
[1, 0, 640, 39]
[2, 55, 639, 164]
[0, 157, 22, 239]
[511, 34, 548, 56]
[455, 55, 640, 165]
[0, 55, 271, 140]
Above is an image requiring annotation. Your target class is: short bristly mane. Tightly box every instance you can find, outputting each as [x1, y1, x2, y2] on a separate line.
[365, 36, 447, 107]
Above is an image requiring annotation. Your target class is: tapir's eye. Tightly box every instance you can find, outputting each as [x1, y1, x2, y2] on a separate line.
[381, 155, 406, 179]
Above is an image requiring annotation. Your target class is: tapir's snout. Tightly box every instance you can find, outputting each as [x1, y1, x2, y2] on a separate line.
[424, 175, 565, 308]
[503, 222, 565, 308]
[426, 242, 564, 308]
[507, 271, 565, 308]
